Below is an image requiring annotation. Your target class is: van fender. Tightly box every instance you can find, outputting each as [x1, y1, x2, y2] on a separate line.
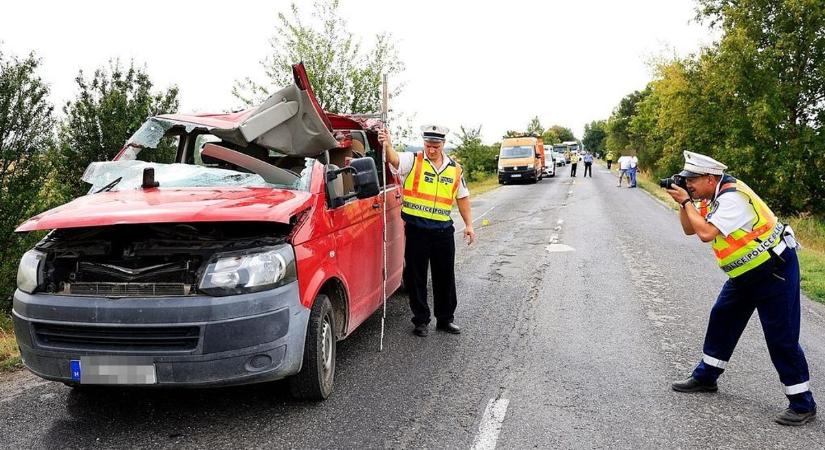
[294, 238, 352, 310]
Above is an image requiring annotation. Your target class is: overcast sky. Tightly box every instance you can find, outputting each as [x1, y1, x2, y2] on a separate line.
[1, 0, 716, 144]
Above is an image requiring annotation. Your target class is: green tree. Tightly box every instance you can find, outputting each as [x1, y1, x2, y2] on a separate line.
[233, 0, 405, 117]
[546, 125, 575, 142]
[526, 116, 543, 136]
[605, 90, 648, 156]
[452, 125, 498, 181]
[0, 51, 55, 311]
[541, 129, 560, 145]
[57, 60, 179, 199]
[696, 0, 825, 214]
[582, 120, 607, 155]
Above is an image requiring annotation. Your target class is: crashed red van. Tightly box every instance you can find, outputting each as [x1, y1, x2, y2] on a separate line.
[12, 63, 404, 400]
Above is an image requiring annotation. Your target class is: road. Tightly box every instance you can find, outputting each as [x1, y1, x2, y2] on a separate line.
[3, 164, 825, 449]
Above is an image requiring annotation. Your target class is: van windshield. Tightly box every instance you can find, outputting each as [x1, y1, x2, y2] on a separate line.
[500, 146, 534, 158]
[81, 117, 314, 193]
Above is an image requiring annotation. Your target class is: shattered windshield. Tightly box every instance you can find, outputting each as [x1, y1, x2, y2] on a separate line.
[82, 159, 313, 193]
[82, 118, 315, 193]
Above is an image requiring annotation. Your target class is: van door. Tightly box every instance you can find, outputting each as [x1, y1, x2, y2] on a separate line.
[358, 136, 404, 316]
[328, 191, 376, 332]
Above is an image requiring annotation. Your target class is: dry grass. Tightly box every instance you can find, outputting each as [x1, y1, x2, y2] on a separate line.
[466, 172, 502, 197]
[634, 169, 825, 304]
[0, 314, 21, 372]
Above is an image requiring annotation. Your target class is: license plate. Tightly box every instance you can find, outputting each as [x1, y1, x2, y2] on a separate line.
[511, 174, 521, 178]
[72, 356, 157, 385]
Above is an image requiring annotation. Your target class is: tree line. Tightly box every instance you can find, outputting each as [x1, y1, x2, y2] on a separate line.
[583, 0, 825, 216]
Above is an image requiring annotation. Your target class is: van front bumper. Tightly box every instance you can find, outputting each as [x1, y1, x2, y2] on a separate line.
[11, 281, 309, 387]
[498, 169, 536, 182]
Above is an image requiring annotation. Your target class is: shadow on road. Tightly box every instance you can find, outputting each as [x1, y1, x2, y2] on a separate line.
[37, 293, 414, 448]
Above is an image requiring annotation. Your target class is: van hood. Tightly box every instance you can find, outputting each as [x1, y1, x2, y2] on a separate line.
[15, 188, 314, 232]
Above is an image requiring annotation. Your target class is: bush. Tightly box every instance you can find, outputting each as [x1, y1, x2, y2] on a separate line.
[0, 51, 56, 313]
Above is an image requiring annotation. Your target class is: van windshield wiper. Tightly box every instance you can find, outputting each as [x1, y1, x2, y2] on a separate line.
[94, 176, 123, 194]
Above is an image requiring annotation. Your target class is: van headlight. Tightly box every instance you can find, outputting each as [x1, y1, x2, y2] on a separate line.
[199, 245, 297, 296]
[526, 163, 534, 169]
[17, 249, 45, 294]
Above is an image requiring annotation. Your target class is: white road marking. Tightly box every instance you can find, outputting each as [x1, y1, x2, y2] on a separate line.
[557, 219, 564, 225]
[455, 206, 496, 235]
[546, 244, 575, 252]
[471, 397, 510, 450]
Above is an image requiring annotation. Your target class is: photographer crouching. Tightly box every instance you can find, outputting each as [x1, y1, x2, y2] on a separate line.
[665, 151, 816, 426]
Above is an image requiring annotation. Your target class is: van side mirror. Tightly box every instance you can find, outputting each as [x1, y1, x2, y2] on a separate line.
[325, 157, 380, 208]
[349, 157, 380, 199]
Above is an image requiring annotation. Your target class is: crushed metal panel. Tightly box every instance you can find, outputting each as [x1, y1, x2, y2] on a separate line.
[211, 81, 338, 158]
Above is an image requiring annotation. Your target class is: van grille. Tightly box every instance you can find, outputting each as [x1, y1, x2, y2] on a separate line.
[65, 282, 192, 297]
[33, 323, 200, 352]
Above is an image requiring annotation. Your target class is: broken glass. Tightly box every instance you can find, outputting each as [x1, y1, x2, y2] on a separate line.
[81, 159, 313, 193]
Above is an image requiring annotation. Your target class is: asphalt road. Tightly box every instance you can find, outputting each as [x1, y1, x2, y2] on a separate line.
[3, 164, 825, 449]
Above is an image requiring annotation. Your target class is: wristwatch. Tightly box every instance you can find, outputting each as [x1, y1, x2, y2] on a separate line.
[680, 198, 691, 208]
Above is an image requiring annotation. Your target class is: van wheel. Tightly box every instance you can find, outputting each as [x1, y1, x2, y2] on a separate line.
[290, 295, 336, 401]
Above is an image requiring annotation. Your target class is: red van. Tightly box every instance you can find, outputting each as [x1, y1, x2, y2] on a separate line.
[12, 63, 404, 400]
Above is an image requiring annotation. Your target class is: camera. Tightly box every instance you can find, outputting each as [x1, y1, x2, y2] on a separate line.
[659, 174, 688, 190]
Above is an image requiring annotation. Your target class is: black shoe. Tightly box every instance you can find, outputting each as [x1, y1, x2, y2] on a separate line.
[413, 324, 428, 337]
[775, 407, 816, 426]
[436, 322, 461, 334]
[671, 376, 718, 393]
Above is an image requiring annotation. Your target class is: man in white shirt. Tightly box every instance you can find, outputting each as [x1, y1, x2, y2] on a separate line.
[628, 154, 638, 188]
[617, 155, 631, 187]
[378, 125, 475, 337]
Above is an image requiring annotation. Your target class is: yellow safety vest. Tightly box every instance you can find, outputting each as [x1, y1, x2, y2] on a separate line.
[402, 153, 460, 222]
[698, 177, 783, 278]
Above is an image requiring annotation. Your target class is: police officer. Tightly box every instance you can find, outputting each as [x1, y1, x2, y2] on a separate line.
[569, 151, 579, 177]
[666, 151, 816, 426]
[378, 125, 475, 337]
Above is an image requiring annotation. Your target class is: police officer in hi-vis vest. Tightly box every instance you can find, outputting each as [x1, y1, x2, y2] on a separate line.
[666, 151, 816, 426]
[378, 125, 475, 337]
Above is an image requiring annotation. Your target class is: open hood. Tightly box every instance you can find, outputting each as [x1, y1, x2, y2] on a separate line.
[210, 63, 338, 157]
[15, 188, 313, 232]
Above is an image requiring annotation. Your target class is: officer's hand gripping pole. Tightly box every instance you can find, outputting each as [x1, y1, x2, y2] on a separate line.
[379, 73, 389, 352]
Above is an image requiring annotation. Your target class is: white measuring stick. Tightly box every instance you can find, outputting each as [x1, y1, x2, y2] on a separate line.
[379, 73, 389, 352]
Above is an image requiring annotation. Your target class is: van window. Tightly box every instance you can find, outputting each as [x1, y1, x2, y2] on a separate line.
[500, 146, 534, 158]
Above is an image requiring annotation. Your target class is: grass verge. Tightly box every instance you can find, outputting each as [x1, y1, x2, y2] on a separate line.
[465, 172, 501, 197]
[632, 169, 825, 304]
[0, 313, 21, 372]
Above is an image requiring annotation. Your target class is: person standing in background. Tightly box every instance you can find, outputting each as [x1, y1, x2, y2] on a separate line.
[617, 154, 630, 187]
[583, 151, 593, 177]
[569, 151, 580, 177]
[629, 153, 639, 188]
[606, 150, 615, 170]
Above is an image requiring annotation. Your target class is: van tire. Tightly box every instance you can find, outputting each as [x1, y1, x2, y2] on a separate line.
[289, 295, 336, 401]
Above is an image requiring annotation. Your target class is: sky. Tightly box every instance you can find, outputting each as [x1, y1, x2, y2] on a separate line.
[0, 0, 717, 145]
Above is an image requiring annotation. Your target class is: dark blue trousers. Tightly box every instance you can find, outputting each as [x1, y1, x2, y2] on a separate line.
[692, 248, 816, 412]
